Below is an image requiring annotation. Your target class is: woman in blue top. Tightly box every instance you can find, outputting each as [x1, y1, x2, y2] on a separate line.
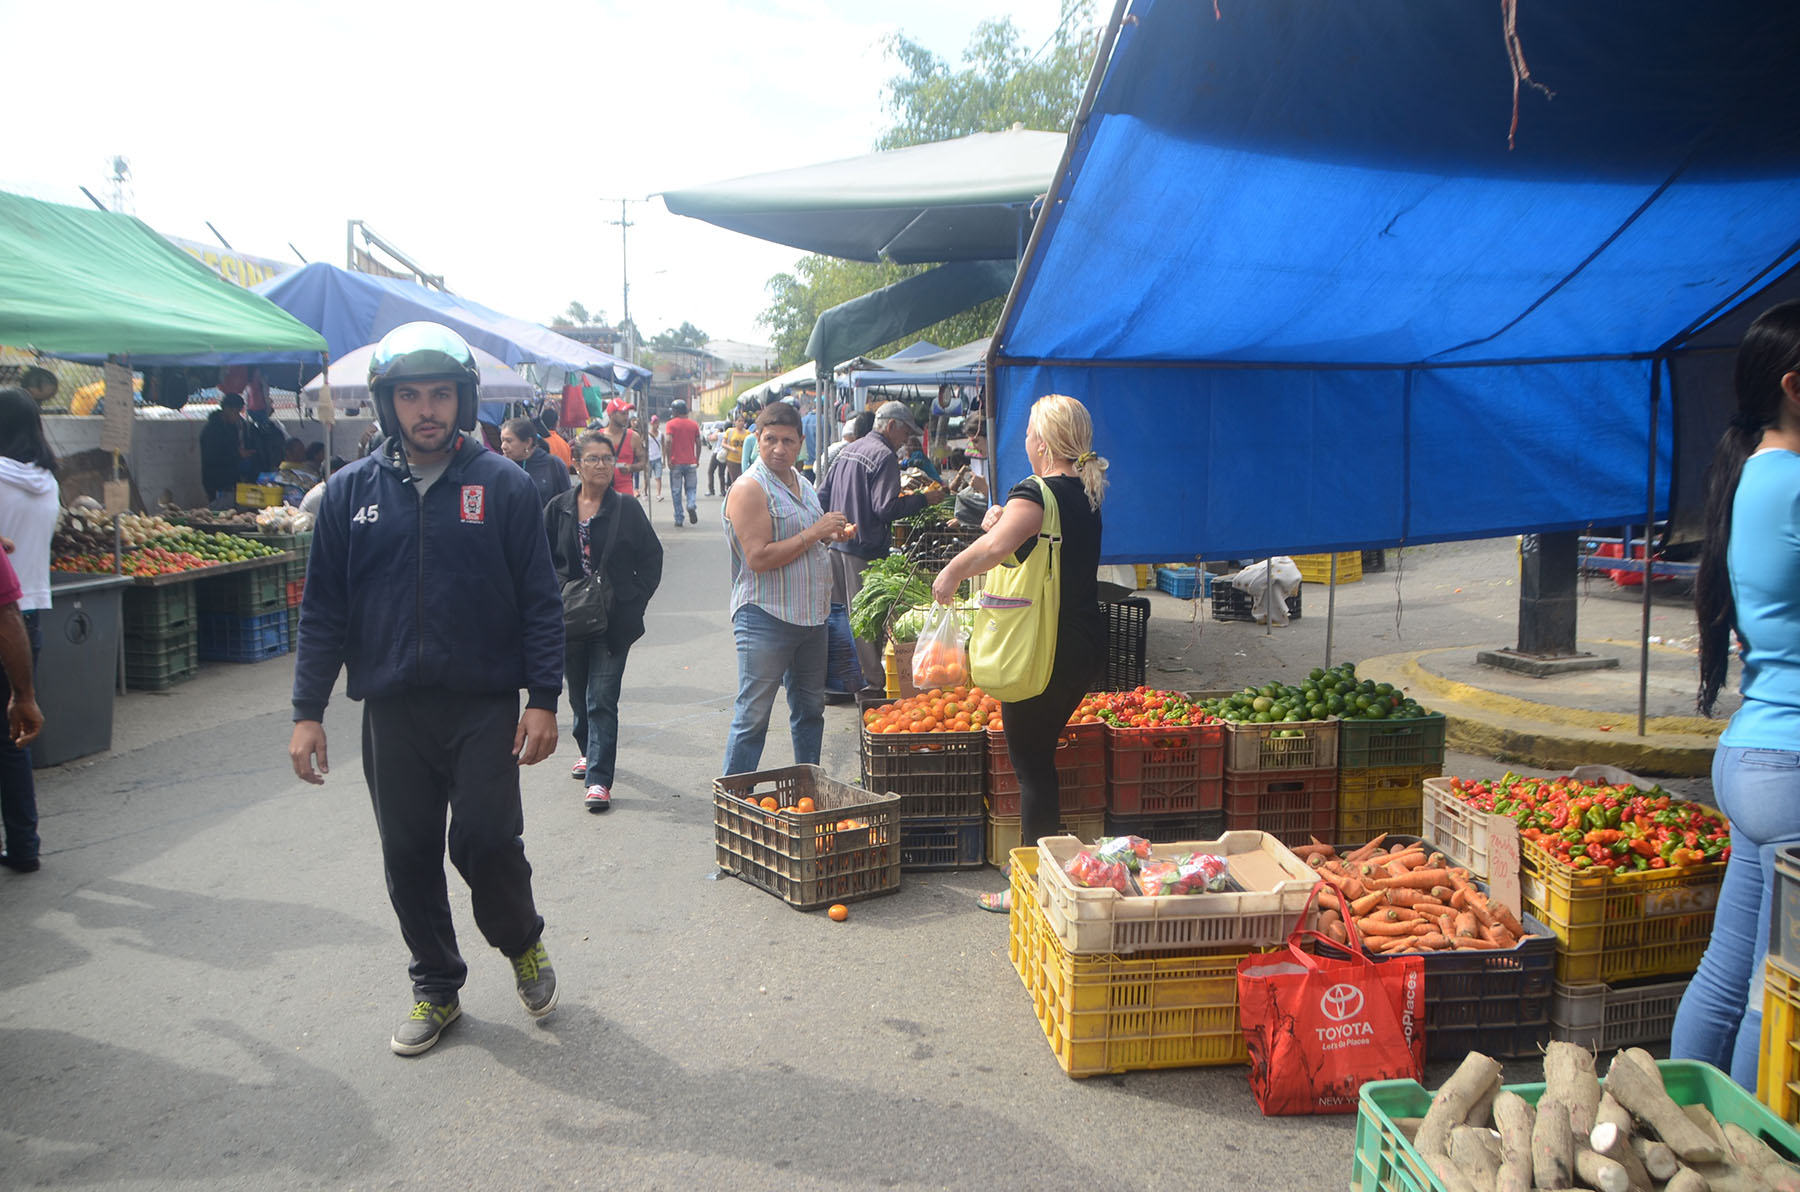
[1672, 300, 1800, 1088]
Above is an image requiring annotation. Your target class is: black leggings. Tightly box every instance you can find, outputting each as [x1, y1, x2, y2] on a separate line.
[1001, 642, 1100, 854]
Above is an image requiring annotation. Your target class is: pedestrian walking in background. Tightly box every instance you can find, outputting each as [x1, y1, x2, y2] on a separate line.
[1674, 300, 1800, 1088]
[0, 388, 56, 873]
[931, 394, 1108, 913]
[818, 400, 945, 695]
[544, 431, 663, 812]
[721, 401, 851, 775]
[536, 407, 572, 471]
[499, 417, 570, 508]
[646, 414, 665, 501]
[288, 322, 565, 1057]
[663, 399, 702, 528]
[601, 399, 645, 497]
[706, 422, 728, 495]
[723, 410, 749, 488]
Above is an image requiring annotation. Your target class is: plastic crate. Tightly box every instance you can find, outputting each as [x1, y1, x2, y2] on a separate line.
[1338, 714, 1448, 770]
[1103, 809, 1223, 842]
[195, 563, 287, 616]
[1520, 835, 1723, 985]
[1154, 565, 1204, 599]
[1223, 767, 1338, 848]
[1133, 564, 1153, 590]
[1012, 846, 1251, 1078]
[1106, 719, 1226, 816]
[123, 629, 199, 691]
[858, 694, 986, 817]
[285, 577, 304, 608]
[987, 721, 1106, 817]
[286, 606, 300, 649]
[1774, 845, 1800, 979]
[1211, 582, 1302, 623]
[197, 609, 290, 663]
[1763, 960, 1800, 1122]
[1223, 717, 1339, 776]
[1034, 830, 1318, 955]
[712, 766, 901, 911]
[1355, 1061, 1800, 1192]
[1420, 776, 1491, 880]
[122, 581, 196, 636]
[1551, 976, 1690, 1050]
[985, 810, 1106, 867]
[901, 524, 982, 569]
[900, 814, 985, 870]
[1335, 765, 1435, 841]
[1100, 597, 1149, 692]
[1292, 551, 1363, 584]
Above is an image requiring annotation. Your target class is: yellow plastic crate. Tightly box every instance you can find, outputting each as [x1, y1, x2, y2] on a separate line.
[1335, 764, 1434, 841]
[1292, 551, 1362, 584]
[1135, 564, 1154, 590]
[1762, 959, 1800, 1122]
[985, 810, 1105, 867]
[1519, 836, 1723, 985]
[1010, 847, 1252, 1078]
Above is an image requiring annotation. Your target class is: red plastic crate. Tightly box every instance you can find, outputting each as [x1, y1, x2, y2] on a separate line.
[1105, 719, 1224, 815]
[1222, 767, 1338, 848]
[286, 577, 304, 607]
[987, 722, 1107, 816]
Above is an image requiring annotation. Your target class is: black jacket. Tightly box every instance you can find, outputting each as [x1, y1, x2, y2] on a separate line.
[544, 486, 663, 653]
[521, 443, 571, 507]
[199, 410, 245, 496]
[292, 432, 565, 721]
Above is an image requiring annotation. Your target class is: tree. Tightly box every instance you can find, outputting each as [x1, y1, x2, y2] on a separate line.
[566, 301, 592, 326]
[755, 2, 1097, 368]
[650, 321, 710, 351]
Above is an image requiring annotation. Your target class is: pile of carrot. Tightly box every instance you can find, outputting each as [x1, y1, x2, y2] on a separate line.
[1292, 834, 1529, 954]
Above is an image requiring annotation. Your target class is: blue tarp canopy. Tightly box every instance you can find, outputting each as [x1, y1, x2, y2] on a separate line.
[991, 0, 1800, 563]
[255, 263, 650, 389]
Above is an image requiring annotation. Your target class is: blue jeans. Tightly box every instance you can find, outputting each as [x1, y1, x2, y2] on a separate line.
[0, 611, 42, 861]
[566, 635, 629, 788]
[669, 463, 698, 522]
[1670, 744, 1800, 1088]
[722, 603, 827, 776]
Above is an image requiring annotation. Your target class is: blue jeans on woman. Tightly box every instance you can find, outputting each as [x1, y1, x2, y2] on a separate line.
[566, 635, 630, 788]
[722, 603, 826, 777]
[0, 611, 42, 863]
[1670, 744, 1800, 1088]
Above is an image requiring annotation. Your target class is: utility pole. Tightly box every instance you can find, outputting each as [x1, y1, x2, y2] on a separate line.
[609, 199, 634, 364]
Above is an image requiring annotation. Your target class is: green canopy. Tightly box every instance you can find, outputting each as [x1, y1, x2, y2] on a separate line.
[0, 190, 327, 364]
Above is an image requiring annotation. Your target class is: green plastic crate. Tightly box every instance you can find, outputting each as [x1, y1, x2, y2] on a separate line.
[122, 581, 196, 636]
[123, 628, 199, 691]
[195, 563, 286, 616]
[1352, 1060, 1800, 1192]
[1338, 713, 1448, 771]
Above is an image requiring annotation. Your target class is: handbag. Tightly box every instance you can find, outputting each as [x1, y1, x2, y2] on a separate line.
[561, 492, 623, 640]
[1235, 887, 1425, 1115]
[968, 475, 1060, 702]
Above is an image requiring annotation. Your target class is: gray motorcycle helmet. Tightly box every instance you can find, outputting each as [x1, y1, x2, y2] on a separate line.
[367, 322, 481, 433]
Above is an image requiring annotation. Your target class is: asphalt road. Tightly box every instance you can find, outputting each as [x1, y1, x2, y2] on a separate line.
[2, 506, 1703, 1190]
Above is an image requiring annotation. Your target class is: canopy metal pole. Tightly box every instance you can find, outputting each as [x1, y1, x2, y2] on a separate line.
[1637, 365, 1662, 736]
[1325, 553, 1338, 668]
[1263, 558, 1274, 636]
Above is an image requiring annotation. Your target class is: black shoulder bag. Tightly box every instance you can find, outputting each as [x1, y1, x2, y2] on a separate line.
[562, 494, 623, 640]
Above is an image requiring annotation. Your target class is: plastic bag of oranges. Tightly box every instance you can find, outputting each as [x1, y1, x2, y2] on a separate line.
[910, 604, 969, 690]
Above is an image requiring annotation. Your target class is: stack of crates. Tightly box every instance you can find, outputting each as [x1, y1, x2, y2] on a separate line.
[196, 562, 291, 663]
[121, 580, 199, 690]
[1221, 719, 1339, 847]
[1761, 845, 1800, 1121]
[1334, 712, 1447, 841]
[1008, 832, 1317, 1078]
[986, 721, 1106, 864]
[859, 695, 986, 869]
[1291, 551, 1363, 585]
[1103, 716, 1224, 841]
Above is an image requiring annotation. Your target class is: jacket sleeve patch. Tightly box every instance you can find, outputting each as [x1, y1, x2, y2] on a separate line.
[459, 485, 486, 523]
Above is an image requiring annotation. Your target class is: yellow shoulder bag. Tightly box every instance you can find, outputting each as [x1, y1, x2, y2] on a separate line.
[969, 475, 1061, 702]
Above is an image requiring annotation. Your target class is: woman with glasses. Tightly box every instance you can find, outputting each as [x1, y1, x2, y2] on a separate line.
[544, 431, 663, 812]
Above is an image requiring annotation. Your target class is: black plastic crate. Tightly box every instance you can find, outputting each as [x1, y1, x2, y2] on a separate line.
[197, 609, 290, 663]
[196, 564, 286, 616]
[1099, 596, 1149, 691]
[900, 814, 985, 870]
[713, 766, 902, 911]
[124, 628, 199, 691]
[1102, 809, 1223, 842]
[858, 695, 986, 816]
[902, 524, 982, 569]
[123, 581, 197, 636]
[1211, 582, 1302, 623]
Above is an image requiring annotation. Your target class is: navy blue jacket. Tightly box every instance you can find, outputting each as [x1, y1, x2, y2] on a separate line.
[292, 433, 564, 722]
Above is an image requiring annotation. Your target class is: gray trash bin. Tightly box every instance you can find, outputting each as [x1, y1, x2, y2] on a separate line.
[31, 574, 129, 768]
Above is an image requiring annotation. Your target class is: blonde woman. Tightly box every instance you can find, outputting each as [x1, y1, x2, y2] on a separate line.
[932, 395, 1108, 911]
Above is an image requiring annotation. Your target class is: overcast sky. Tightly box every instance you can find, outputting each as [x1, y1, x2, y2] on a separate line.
[2, 0, 1069, 351]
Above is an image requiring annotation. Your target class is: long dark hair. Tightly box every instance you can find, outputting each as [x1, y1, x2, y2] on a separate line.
[0, 387, 58, 476]
[1696, 300, 1800, 715]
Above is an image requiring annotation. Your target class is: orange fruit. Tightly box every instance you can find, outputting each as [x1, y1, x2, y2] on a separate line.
[828, 904, 849, 922]
[759, 796, 779, 812]
[796, 797, 816, 813]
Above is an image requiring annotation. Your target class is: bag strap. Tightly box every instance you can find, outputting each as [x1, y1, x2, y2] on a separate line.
[1284, 881, 1375, 968]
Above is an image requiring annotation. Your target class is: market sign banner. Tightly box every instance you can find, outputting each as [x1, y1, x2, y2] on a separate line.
[161, 234, 293, 290]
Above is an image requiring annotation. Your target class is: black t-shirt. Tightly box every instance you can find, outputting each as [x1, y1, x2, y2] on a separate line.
[1009, 474, 1104, 651]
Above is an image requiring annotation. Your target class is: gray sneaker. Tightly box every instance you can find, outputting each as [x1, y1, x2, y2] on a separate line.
[390, 998, 460, 1056]
[511, 941, 558, 1018]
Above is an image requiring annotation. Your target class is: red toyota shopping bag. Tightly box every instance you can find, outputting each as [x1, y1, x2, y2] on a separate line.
[1236, 888, 1424, 1115]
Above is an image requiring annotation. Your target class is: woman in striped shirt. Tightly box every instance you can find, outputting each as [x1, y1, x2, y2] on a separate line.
[721, 401, 853, 775]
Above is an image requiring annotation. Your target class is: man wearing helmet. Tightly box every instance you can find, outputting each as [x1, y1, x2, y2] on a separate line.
[662, 398, 701, 528]
[600, 398, 644, 496]
[287, 322, 566, 1057]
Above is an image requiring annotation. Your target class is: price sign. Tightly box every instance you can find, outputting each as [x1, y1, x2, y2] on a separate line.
[100, 362, 134, 454]
[1485, 813, 1522, 918]
[102, 479, 131, 515]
